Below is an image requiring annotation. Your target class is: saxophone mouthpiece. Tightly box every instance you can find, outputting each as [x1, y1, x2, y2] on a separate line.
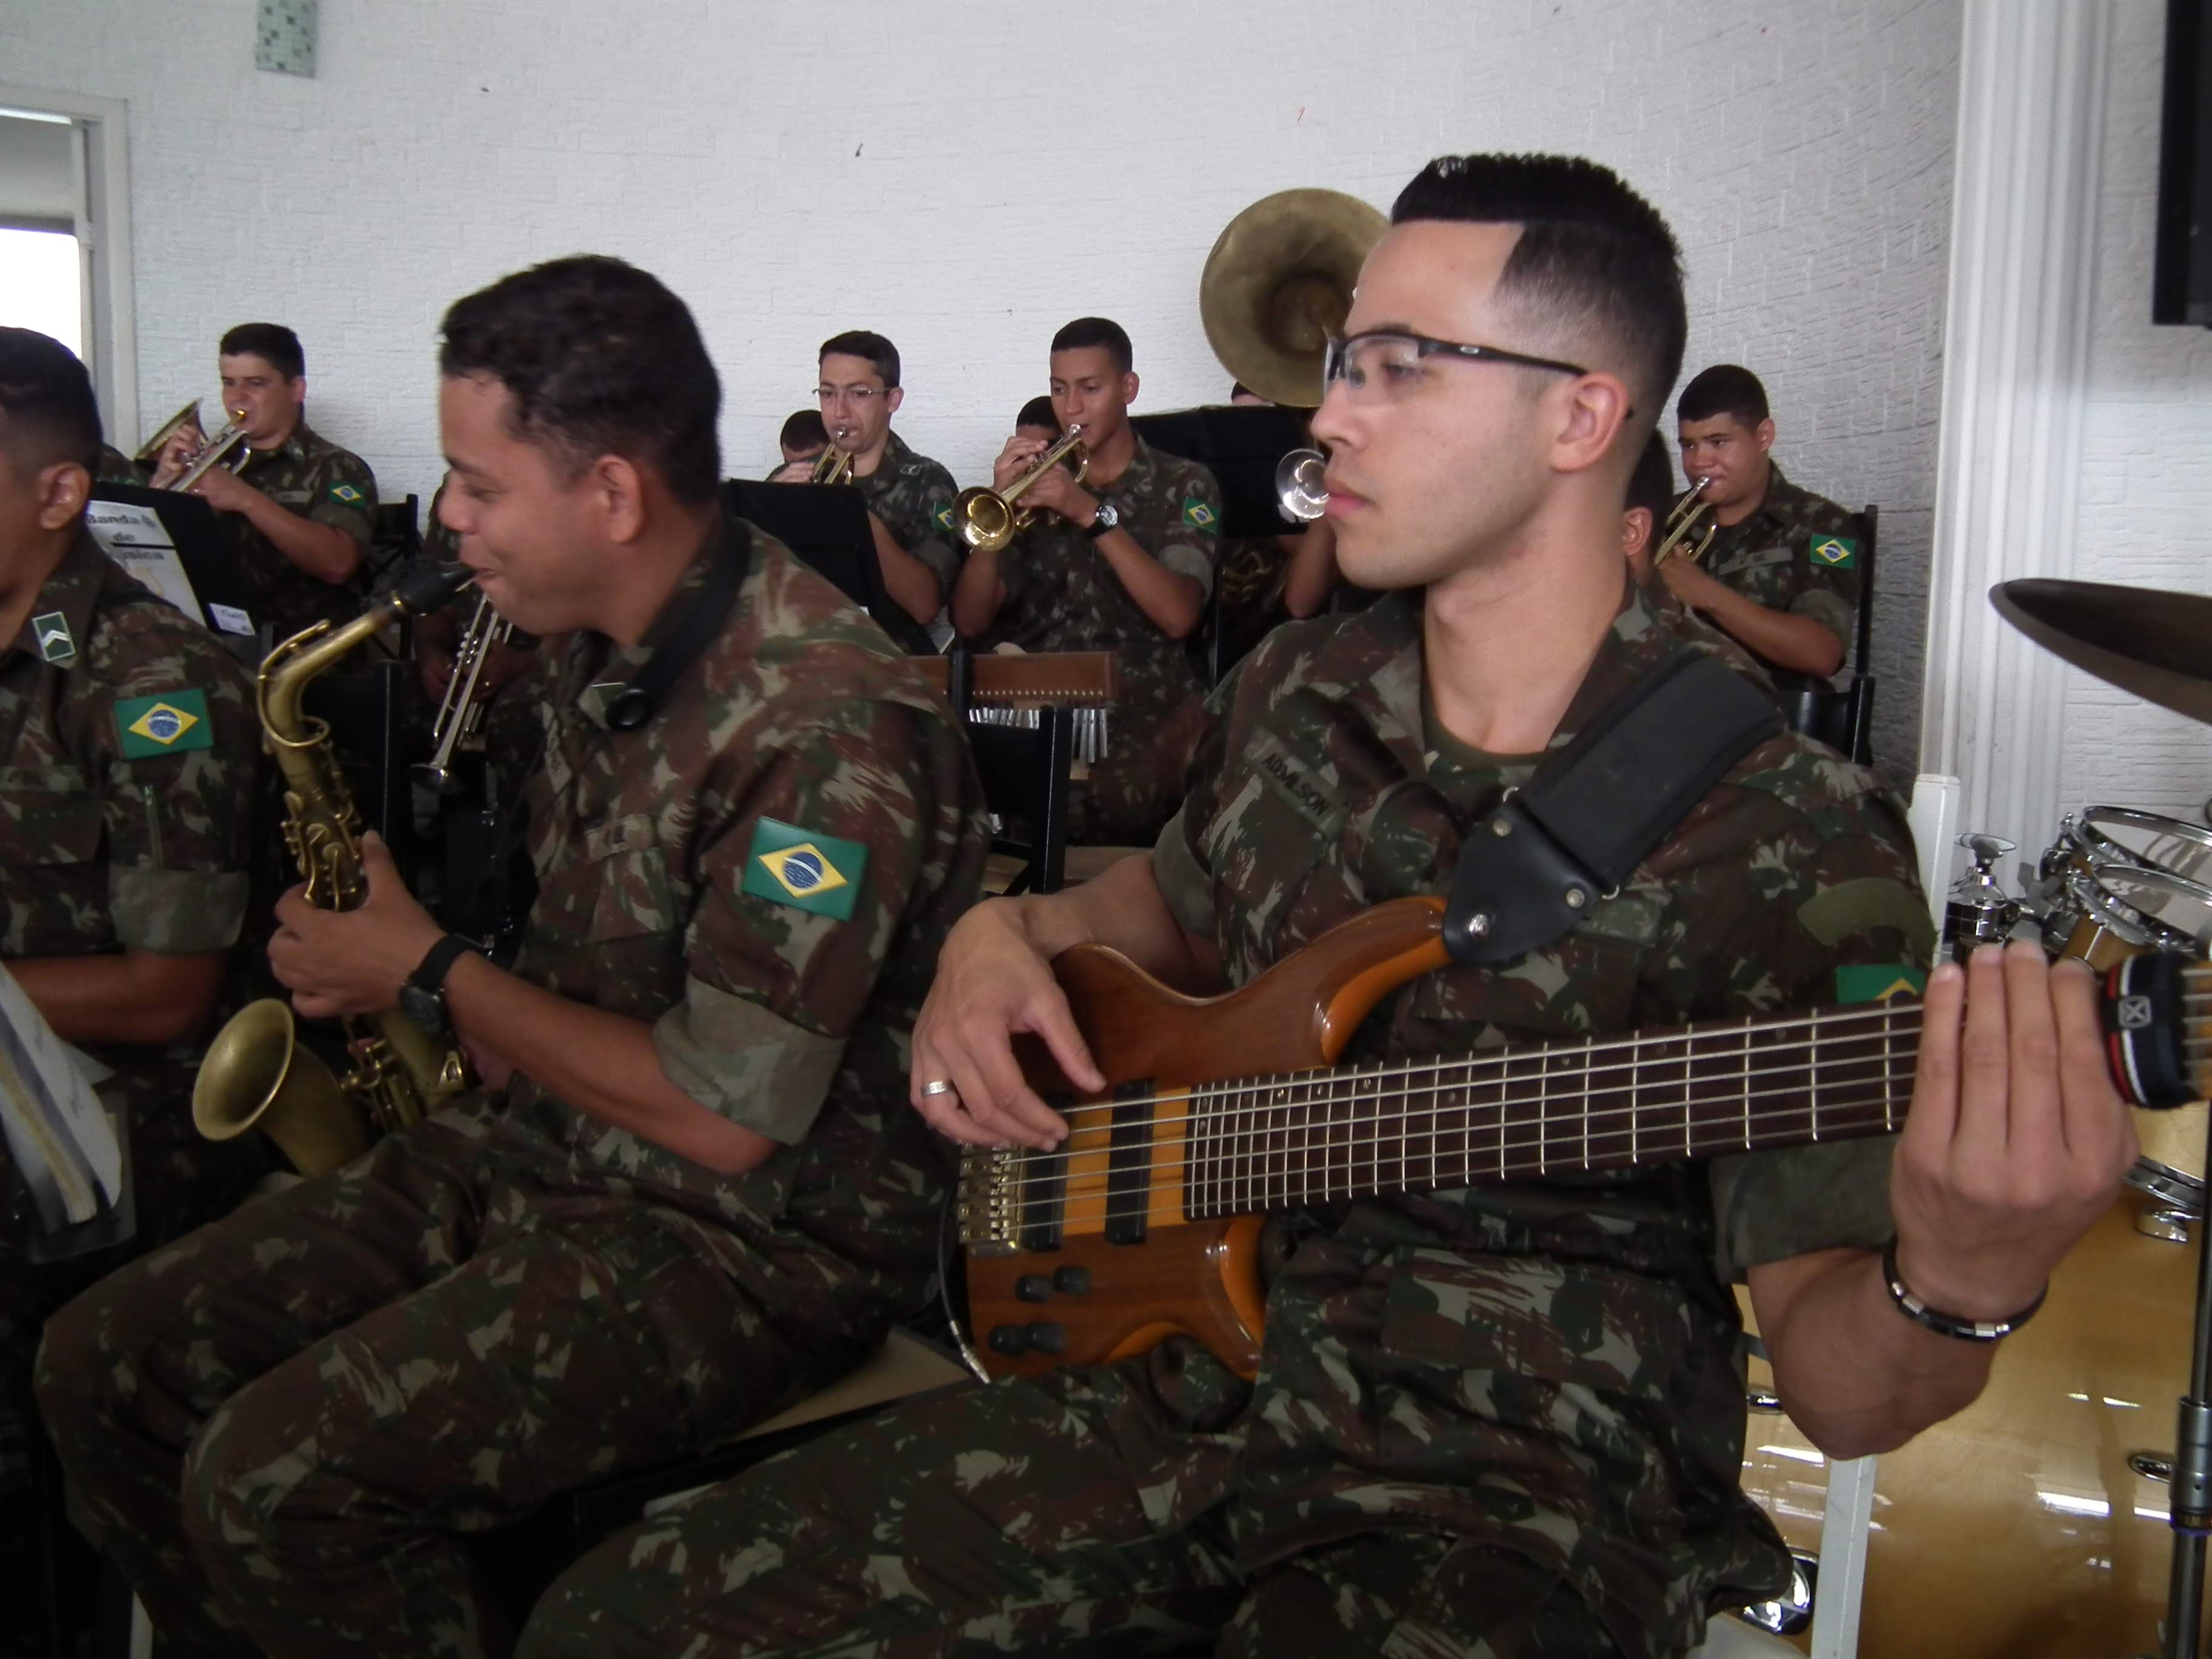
[396, 561, 478, 616]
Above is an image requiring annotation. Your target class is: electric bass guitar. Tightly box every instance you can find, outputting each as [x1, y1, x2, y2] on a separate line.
[956, 896, 2202, 1381]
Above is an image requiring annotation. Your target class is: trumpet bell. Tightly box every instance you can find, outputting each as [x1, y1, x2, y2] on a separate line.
[1201, 189, 1389, 408]
[193, 998, 374, 1177]
[954, 485, 1017, 555]
[1276, 449, 1330, 523]
[135, 398, 203, 466]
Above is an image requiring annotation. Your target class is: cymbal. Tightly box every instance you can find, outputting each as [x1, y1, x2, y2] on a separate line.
[1991, 578, 2212, 724]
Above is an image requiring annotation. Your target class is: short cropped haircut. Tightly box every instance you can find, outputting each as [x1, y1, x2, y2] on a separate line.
[1677, 364, 1770, 429]
[1016, 394, 1058, 431]
[819, 330, 900, 390]
[1051, 317, 1133, 374]
[220, 322, 305, 380]
[780, 409, 829, 451]
[440, 255, 723, 506]
[1392, 154, 1685, 418]
[0, 327, 102, 475]
[1627, 431, 1676, 523]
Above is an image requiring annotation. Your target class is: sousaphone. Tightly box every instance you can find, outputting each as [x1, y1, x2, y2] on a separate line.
[1200, 188, 1389, 407]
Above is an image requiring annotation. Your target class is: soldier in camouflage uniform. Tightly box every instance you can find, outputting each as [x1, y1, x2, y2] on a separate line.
[949, 318, 1224, 846]
[144, 322, 378, 643]
[1663, 364, 1861, 685]
[769, 330, 961, 634]
[521, 158, 2133, 1659]
[35, 258, 988, 1659]
[0, 329, 264, 1650]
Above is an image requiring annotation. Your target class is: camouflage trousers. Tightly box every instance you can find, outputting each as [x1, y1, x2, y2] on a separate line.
[1, 1065, 264, 1659]
[517, 1349, 1627, 1659]
[33, 1098, 882, 1659]
[1073, 676, 1212, 849]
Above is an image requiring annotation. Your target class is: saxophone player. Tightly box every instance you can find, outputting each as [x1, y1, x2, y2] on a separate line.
[38, 256, 991, 1659]
[0, 330, 264, 1588]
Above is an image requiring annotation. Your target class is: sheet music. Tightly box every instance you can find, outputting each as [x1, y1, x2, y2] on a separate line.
[84, 500, 207, 625]
[0, 964, 123, 1228]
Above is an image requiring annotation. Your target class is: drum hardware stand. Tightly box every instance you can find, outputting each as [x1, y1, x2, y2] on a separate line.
[1942, 833, 2021, 959]
[2158, 1104, 2212, 1659]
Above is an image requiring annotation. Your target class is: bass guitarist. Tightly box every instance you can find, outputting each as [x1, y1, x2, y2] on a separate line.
[521, 155, 2133, 1659]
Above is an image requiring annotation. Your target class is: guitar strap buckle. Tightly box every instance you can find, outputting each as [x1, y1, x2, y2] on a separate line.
[1443, 649, 1785, 967]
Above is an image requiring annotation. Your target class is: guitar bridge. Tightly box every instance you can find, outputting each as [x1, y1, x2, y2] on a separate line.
[955, 1146, 1024, 1255]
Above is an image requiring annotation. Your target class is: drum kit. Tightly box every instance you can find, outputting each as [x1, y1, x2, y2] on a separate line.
[1739, 578, 2212, 1658]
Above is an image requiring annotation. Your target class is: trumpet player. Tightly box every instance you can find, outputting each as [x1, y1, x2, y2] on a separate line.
[37, 257, 991, 1659]
[1664, 364, 1860, 683]
[146, 323, 378, 641]
[948, 317, 1224, 845]
[0, 330, 264, 1581]
[769, 330, 958, 628]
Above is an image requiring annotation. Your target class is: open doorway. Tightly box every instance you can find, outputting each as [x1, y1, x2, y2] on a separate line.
[0, 86, 138, 449]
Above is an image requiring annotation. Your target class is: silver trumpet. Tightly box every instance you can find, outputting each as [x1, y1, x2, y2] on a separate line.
[414, 589, 512, 794]
[1276, 447, 1329, 523]
[167, 406, 253, 493]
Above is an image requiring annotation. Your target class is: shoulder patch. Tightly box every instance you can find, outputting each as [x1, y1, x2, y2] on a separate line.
[115, 689, 214, 758]
[1182, 496, 1218, 532]
[741, 816, 866, 920]
[31, 611, 75, 665]
[1809, 534, 1857, 568]
[329, 482, 365, 504]
[1835, 964, 1926, 1005]
[933, 504, 955, 534]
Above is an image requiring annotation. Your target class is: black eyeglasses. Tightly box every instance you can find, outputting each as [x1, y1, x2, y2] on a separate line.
[1322, 330, 1592, 403]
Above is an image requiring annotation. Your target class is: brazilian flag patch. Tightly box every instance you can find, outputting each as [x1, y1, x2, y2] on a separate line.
[1835, 964, 1926, 1005]
[1182, 497, 1218, 531]
[741, 817, 866, 920]
[933, 504, 955, 534]
[1810, 534, 1857, 568]
[114, 689, 213, 759]
[330, 482, 364, 504]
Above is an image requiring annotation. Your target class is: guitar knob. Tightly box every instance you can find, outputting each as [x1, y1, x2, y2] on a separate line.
[1051, 1266, 1091, 1295]
[1024, 1322, 1066, 1355]
[987, 1324, 1030, 1356]
[1015, 1275, 1053, 1303]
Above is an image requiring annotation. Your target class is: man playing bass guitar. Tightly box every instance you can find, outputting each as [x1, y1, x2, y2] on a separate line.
[521, 156, 2133, 1659]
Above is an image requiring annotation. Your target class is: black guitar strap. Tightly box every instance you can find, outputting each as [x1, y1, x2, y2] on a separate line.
[1443, 649, 1784, 966]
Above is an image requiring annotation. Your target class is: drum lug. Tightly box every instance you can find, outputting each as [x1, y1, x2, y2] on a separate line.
[2137, 1205, 2196, 1245]
[2132, 1450, 2176, 1485]
[1737, 1550, 1818, 1637]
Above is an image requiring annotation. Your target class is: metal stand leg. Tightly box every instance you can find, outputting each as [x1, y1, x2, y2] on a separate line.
[2160, 1106, 2212, 1659]
[1811, 1454, 1877, 1659]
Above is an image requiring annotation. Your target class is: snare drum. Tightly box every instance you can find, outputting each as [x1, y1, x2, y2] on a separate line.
[2038, 806, 2212, 899]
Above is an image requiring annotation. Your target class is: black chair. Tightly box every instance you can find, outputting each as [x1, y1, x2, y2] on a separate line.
[1778, 504, 1877, 765]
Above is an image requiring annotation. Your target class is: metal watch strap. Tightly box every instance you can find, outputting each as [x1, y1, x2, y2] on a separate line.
[1880, 1238, 2046, 1341]
[409, 933, 477, 998]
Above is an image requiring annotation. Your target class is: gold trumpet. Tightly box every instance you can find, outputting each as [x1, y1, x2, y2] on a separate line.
[414, 590, 514, 795]
[954, 426, 1088, 555]
[1652, 477, 1718, 567]
[135, 399, 206, 466]
[811, 443, 854, 485]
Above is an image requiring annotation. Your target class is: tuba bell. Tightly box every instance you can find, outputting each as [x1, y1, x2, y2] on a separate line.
[1201, 187, 1389, 409]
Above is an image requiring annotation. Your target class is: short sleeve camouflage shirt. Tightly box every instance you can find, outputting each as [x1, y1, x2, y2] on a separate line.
[501, 511, 990, 1293]
[0, 530, 260, 1071]
[1146, 581, 1931, 1655]
[223, 421, 377, 640]
[852, 429, 962, 593]
[1698, 463, 1863, 674]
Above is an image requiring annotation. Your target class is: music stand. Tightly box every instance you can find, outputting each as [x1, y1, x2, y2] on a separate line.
[84, 483, 259, 641]
[1131, 404, 1313, 537]
[725, 480, 934, 655]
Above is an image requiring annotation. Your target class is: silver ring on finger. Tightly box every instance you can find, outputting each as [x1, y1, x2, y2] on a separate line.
[919, 1078, 957, 1098]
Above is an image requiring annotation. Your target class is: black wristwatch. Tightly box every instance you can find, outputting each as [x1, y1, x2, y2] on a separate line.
[1084, 499, 1120, 540]
[398, 934, 477, 1039]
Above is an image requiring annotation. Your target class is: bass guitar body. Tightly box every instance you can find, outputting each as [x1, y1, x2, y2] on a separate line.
[959, 899, 1450, 1381]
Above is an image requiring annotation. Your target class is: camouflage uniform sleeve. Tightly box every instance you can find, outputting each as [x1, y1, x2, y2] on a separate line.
[1148, 668, 1244, 939]
[1696, 756, 1936, 1281]
[1150, 467, 1223, 598]
[652, 697, 968, 1145]
[896, 459, 963, 592]
[1786, 526, 1862, 654]
[97, 631, 259, 953]
[307, 449, 377, 554]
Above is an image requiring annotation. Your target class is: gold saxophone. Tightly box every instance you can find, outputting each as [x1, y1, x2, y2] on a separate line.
[193, 563, 478, 1175]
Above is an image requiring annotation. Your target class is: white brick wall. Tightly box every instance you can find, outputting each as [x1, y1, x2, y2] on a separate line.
[4, 0, 1959, 766]
[2056, 0, 2212, 825]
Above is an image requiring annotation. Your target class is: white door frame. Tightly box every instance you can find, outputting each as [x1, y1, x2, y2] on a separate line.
[0, 83, 138, 451]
